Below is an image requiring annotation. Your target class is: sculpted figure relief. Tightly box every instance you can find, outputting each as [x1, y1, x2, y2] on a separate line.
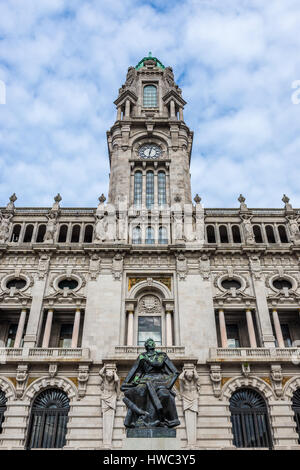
[95, 214, 107, 242]
[121, 338, 180, 429]
[99, 364, 120, 447]
[179, 365, 200, 447]
[0, 212, 13, 243]
[241, 214, 255, 244]
[287, 215, 300, 244]
[44, 212, 58, 243]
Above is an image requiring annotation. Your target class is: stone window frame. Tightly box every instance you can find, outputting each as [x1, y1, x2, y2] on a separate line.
[1, 273, 31, 294]
[52, 273, 83, 294]
[268, 273, 297, 293]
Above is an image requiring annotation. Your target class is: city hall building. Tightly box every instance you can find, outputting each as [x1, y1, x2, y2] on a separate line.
[0, 54, 300, 450]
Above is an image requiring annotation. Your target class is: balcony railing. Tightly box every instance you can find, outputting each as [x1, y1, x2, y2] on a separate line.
[0, 347, 90, 361]
[115, 345, 185, 356]
[209, 347, 300, 362]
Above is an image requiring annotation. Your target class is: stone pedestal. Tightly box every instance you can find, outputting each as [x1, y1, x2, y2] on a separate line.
[123, 428, 181, 450]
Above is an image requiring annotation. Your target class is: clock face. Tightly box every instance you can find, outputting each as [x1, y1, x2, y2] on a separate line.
[138, 144, 162, 159]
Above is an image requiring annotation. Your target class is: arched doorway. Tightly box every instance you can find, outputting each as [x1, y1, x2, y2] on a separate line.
[26, 388, 70, 449]
[230, 388, 273, 448]
[0, 390, 7, 433]
[292, 388, 300, 444]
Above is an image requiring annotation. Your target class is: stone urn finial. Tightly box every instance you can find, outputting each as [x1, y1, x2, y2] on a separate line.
[194, 194, 201, 204]
[98, 194, 106, 204]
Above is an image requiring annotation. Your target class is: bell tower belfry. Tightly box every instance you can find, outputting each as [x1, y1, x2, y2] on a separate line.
[107, 53, 194, 208]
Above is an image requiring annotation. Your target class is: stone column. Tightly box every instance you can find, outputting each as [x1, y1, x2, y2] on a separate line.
[246, 309, 257, 348]
[42, 309, 53, 348]
[179, 107, 184, 121]
[166, 311, 173, 346]
[127, 311, 134, 346]
[125, 99, 130, 118]
[272, 309, 284, 348]
[117, 106, 121, 120]
[14, 308, 27, 348]
[170, 99, 176, 118]
[219, 309, 228, 348]
[71, 308, 81, 348]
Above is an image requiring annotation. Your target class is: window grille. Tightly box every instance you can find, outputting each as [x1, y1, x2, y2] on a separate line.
[143, 85, 157, 107]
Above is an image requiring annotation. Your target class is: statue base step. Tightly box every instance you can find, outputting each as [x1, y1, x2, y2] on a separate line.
[124, 430, 181, 450]
[126, 428, 176, 438]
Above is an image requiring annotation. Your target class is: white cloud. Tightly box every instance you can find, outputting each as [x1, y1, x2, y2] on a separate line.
[0, 0, 300, 208]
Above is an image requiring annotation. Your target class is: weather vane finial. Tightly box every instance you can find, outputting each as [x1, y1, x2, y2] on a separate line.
[148, 51, 152, 57]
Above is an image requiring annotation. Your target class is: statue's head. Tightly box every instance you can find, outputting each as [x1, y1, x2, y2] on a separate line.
[105, 369, 114, 381]
[184, 369, 194, 381]
[144, 338, 156, 351]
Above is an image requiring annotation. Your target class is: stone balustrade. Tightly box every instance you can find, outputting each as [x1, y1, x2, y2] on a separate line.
[0, 347, 90, 361]
[209, 347, 300, 362]
[114, 345, 185, 356]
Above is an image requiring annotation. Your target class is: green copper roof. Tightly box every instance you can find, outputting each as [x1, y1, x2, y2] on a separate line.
[135, 52, 165, 70]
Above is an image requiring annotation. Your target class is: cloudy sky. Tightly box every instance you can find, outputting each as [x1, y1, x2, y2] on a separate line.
[0, 0, 300, 208]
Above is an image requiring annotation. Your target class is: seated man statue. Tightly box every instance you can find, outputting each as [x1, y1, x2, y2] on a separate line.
[121, 338, 180, 428]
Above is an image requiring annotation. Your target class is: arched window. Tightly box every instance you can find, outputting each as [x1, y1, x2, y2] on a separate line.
[134, 171, 143, 206]
[143, 85, 157, 107]
[71, 225, 80, 243]
[230, 388, 272, 448]
[232, 225, 241, 243]
[58, 225, 68, 243]
[206, 225, 216, 243]
[292, 389, 300, 444]
[266, 225, 276, 243]
[0, 390, 7, 434]
[84, 225, 93, 243]
[158, 171, 167, 205]
[158, 226, 168, 244]
[278, 225, 289, 243]
[146, 171, 154, 209]
[146, 226, 154, 244]
[26, 388, 70, 449]
[219, 225, 229, 243]
[132, 226, 141, 244]
[253, 225, 263, 243]
[36, 225, 46, 243]
[23, 225, 34, 243]
[10, 224, 21, 242]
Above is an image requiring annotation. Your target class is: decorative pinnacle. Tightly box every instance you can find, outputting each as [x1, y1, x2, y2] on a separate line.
[238, 194, 246, 204]
[54, 193, 62, 203]
[98, 194, 106, 204]
[9, 193, 17, 204]
[282, 194, 290, 204]
[174, 194, 181, 203]
[194, 194, 201, 204]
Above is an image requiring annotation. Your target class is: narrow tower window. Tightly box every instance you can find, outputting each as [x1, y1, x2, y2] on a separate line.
[132, 226, 141, 244]
[143, 85, 157, 107]
[146, 226, 154, 244]
[134, 171, 143, 207]
[146, 171, 154, 209]
[158, 171, 166, 205]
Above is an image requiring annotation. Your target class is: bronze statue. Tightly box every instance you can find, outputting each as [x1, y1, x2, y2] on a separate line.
[121, 338, 180, 428]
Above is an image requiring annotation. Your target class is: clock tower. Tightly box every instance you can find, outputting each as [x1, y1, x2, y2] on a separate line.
[107, 53, 194, 209]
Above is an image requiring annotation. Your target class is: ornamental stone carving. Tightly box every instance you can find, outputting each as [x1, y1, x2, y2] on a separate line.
[271, 364, 283, 398]
[6, 193, 17, 212]
[138, 295, 161, 314]
[38, 254, 50, 279]
[44, 212, 58, 243]
[78, 364, 89, 398]
[199, 255, 210, 280]
[176, 254, 187, 280]
[16, 364, 28, 398]
[0, 212, 13, 244]
[99, 364, 120, 448]
[112, 254, 123, 280]
[210, 365, 222, 398]
[179, 365, 200, 447]
[249, 255, 262, 280]
[89, 254, 101, 280]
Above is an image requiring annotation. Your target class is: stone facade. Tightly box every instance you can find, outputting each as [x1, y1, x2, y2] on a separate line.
[0, 54, 300, 449]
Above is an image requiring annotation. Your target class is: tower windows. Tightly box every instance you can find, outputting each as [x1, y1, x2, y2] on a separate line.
[230, 388, 272, 448]
[132, 226, 141, 244]
[158, 226, 168, 244]
[219, 225, 229, 243]
[146, 171, 154, 209]
[84, 225, 93, 243]
[145, 226, 154, 244]
[26, 388, 70, 449]
[158, 171, 166, 205]
[10, 224, 21, 242]
[232, 225, 241, 243]
[143, 85, 157, 108]
[36, 225, 46, 243]
[266, 225, 276, 243]
[58, 225, 68, 243]
[138, 316, 162, 346]
[278, 225, 289, 243]
[134, 171, 143, 206]
[23, 224, 34, 243]
[253, 225, 263, 243]
[71, 225, 80, 243]
[206, 225, 216, 243]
